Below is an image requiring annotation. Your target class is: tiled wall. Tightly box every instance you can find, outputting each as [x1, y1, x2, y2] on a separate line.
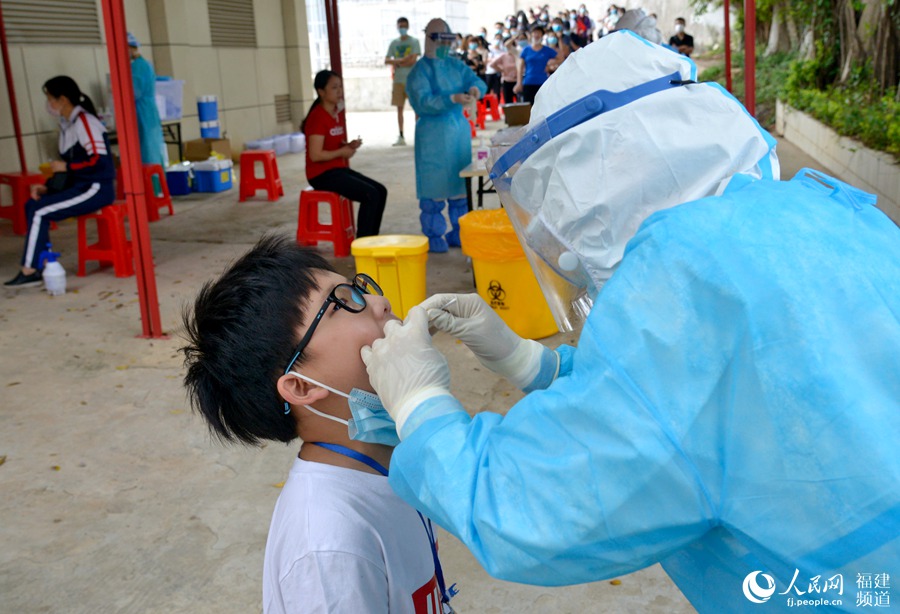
[0, 0, 314, 172]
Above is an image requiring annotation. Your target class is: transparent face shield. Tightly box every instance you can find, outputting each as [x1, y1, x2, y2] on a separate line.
[488, 71, 691, 332]
[428, 31, 459, 58]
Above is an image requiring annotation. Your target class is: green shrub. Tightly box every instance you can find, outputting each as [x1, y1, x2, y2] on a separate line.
[785, 86, 900, 157]
[699, 50, 900, 160]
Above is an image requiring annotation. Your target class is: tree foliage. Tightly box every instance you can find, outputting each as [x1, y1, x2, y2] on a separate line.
[697, 3, 900, 158]
[691, 0, 899, 96]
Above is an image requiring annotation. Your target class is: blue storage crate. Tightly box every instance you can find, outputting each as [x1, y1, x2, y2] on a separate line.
[166, 167, 191, 195]
[192, 160, 233, 192]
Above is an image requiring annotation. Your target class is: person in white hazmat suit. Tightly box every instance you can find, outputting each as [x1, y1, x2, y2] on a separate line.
[360, 31, 900, 612]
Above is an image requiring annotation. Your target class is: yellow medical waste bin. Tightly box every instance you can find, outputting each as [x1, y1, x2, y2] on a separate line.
[459, 209, 558, 339]
[351, 235, 429, 319]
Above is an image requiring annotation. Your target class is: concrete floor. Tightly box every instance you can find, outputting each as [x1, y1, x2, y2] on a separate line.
[0, 110, 823, 613]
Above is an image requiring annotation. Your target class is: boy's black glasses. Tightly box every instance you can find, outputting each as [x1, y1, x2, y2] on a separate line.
[282, 273, 382, 413]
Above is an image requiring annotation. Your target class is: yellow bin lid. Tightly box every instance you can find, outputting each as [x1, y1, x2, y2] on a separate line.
[351, 234, 429, 257]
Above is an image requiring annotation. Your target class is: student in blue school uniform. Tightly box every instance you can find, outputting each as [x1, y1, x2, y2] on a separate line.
[5, 76, 115, 288]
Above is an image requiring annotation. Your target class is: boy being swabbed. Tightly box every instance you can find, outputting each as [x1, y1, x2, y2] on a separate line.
[181, 235, 456, 614]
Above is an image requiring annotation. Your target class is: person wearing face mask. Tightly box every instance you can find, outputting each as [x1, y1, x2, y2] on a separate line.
[126, 32, 166, 166]
[362, 32, 900, 613]
[602, 4, 621, 37]
[515, 33, 529, 51]
[405, 18, 487, 253]
[385, 17, 421, 146]
[463, 36, 486, 83]
[516, 10, 529, 31]
[5, 76, 115, 288]
[514, 25, 557, 105]
[574, 5, 594, 42]
[544, 32, 567, 75]
[181, 235, 458, 614]
[546, 18, 572, 65]
[489, 38, 521, 104]
[485, 35, 505, 98]
[669, 17, 694, 56]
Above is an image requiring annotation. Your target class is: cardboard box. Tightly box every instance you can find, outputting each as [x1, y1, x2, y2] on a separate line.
[184, 138, 232, 162]
[502, 102, 532, 126]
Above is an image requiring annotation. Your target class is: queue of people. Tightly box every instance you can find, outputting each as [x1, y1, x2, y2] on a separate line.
[438, 4, 695, 106]
[5, 9, 694, 287]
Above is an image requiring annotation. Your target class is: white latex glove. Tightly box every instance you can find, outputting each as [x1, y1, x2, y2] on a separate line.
[360, 307, 452, 434]
[450, 93, 473, 105]
[422, 293, 547, 389]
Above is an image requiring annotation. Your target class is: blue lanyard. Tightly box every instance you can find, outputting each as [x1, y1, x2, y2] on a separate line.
[310, 443, 458, 609]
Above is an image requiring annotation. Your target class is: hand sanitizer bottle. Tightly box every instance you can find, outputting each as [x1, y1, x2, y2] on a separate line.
[39, 243, 66, 296]
[476, 137, 489, 162]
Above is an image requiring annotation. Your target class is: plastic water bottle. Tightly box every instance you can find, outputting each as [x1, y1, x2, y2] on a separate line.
[39, 243, 66, 296]
[476, 137, 489, 162]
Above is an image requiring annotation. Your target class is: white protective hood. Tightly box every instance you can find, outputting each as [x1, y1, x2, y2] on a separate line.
[499, 31, 779, 308]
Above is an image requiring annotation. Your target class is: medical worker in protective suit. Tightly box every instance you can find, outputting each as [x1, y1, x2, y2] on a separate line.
[362, 32, 900, 612]
[406, 19, 487, 252]
[127, 32, 166, 167]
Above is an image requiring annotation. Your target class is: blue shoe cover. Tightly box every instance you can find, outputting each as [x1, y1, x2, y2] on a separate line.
[429, 236, 449, 253]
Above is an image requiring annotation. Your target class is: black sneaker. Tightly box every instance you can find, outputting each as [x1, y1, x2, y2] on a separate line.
[4, 270, 42, 288]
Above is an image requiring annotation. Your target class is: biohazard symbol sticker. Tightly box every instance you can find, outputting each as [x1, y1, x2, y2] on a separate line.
[487, 280, 508, 310]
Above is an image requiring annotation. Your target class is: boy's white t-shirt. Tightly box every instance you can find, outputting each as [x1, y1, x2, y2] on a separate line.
[263, 458, 445, 613]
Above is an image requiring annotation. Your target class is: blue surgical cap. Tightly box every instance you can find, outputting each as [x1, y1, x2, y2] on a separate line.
[127, 32, 140, 48]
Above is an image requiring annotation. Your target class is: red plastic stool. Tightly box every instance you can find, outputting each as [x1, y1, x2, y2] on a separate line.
[296, 189, 356, 257]
[482, 93, 501, 121]
[462, 108, 477, 137]
[142, 164, 174, 221]
[77, 201, 134, 277]
[0, 171, 47, 235]
[239, 150, 284, 202]
[475, 101, 487, 129]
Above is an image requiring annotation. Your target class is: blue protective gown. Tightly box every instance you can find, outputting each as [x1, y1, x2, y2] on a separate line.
[131, 55, 165, 166]
[389, 171, 900, 612]
[406, 57, 487, 200]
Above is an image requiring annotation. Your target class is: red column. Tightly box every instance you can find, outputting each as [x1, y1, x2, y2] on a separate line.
[744, 0, 756, 116]
[100, 0, 165, 338]
[0, 1, 28, 174]
[324, 0, 343, 77]
[724, 0, 733, 93]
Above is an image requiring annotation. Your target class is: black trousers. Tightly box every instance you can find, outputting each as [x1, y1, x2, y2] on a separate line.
[486, 73, 501, 98]
[522, 84, 541, 105]
[309, 167, 387, 238]
[502, 81, 517, 104]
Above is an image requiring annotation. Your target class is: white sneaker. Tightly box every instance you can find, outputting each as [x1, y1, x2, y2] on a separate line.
[392, 136, 406, 146]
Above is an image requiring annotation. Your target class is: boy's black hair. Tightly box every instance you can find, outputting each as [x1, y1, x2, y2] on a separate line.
[181, 235, 335, 445]
[397, 16, 409, 25]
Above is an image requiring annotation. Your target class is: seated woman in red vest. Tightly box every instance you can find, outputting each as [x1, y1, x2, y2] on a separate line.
[301, 70, 387, 238]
